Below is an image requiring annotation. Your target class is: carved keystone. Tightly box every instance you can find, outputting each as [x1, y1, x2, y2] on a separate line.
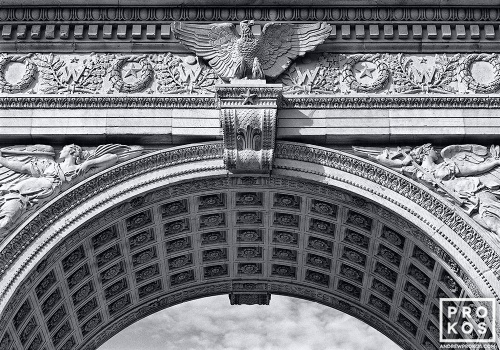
[216, 82, 281, 174]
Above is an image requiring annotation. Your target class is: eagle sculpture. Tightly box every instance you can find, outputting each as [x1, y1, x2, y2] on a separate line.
[171, 20, 332, 81]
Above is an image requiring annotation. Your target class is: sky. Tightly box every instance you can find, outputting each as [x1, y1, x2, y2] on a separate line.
[100, 295, 400, 350]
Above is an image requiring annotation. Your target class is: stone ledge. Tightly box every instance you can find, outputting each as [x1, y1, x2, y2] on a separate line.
[3, 105, 500, 146]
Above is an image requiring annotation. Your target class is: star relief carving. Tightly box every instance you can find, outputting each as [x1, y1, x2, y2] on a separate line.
[355, 62, 376, 79]
[240, 89, 258, 105]
[123, 63, 141, 79]
[417, 57, 428, 64]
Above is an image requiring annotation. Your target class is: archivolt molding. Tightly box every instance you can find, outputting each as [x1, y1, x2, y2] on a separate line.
[275, 142, 500, 284]
[0, 142, 499, 350]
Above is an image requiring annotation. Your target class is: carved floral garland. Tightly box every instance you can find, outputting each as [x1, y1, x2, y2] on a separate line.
[0, 54, 37, 93]
[459, 53, 500, 94]
[342, 54, 389, 93]
[109, 55, 154, 93]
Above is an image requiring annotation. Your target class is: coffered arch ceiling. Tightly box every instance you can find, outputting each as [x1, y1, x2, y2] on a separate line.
[0, 142, 498, 350]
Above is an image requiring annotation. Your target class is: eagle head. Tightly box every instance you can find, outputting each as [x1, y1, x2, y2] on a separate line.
[239, 20, 255, 38]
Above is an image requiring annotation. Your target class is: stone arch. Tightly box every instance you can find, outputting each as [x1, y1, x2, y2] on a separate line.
[0, 141, 498, 350]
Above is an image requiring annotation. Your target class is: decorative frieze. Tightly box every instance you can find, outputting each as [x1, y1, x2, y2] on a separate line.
[3, 52, 500, 101]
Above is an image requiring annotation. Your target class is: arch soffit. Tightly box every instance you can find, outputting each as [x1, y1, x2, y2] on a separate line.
[0, 141, 498, 350]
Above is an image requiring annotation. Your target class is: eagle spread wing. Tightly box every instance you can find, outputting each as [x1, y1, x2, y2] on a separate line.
[171, 22, 241, 80]
[257, 23, 331, 79]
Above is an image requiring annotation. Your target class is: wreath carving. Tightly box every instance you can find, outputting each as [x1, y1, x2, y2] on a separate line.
[459, 53, 500, 94]
[0, 54, 37, 93]
[109, 55, 154, 93]
[342, 54, 389, 93]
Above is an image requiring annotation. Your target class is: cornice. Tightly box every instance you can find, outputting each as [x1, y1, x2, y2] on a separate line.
[3, 1, 500, 6]
[2, 6, 500, 22]
[2, 7, 500, 53]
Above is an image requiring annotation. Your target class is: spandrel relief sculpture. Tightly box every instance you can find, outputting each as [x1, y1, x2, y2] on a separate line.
[0, 144, 143, 235]
[355, 144, 500, 238]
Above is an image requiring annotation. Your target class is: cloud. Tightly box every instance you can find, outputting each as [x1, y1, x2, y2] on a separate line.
[100, 295, 401, 350]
